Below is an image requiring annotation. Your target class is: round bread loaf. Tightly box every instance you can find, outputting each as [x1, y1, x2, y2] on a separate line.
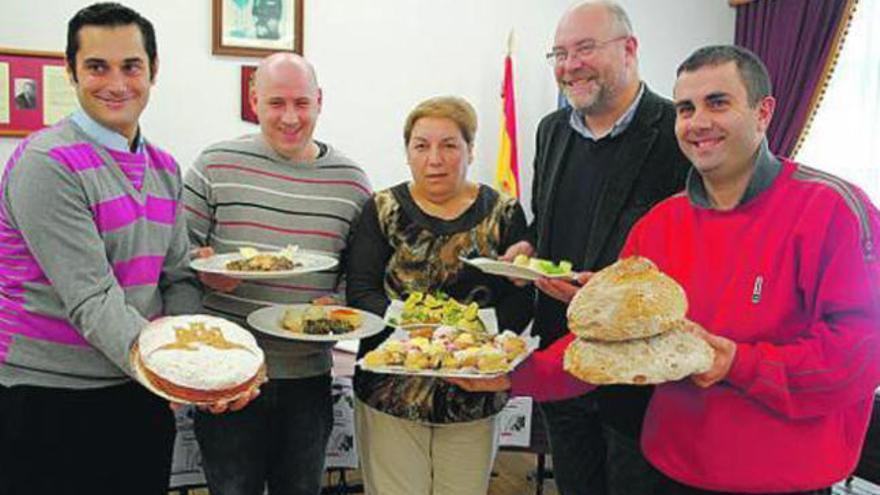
[136, 315, 265, 403]
[563, 328, 714, 385]
[567, 256, 687, 341]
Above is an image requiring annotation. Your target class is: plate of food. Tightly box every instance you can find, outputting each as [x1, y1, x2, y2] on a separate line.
[563, 256, 715, 385]
[131, 315, 267, 405]
[247, 304, 387, 342]
[357, 326, 538, 379]
[383, 292, 497, 335]
[460, 255, 574, 281]
[190, 245, 338, 280]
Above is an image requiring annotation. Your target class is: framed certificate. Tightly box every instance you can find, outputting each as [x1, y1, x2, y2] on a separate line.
[241, 65, 258, 124]
[0, 48, 78, 137]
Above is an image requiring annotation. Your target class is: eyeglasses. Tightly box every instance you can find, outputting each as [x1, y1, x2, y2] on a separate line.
[545, 35, 629, 66]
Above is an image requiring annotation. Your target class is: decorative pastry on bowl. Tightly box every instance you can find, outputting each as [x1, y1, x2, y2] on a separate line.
[134, 315, 265, 403]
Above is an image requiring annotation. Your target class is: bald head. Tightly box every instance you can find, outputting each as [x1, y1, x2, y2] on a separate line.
[250, 52, 323, 161]
[558, 0, 633, 38]
[254, 52, 319, 96]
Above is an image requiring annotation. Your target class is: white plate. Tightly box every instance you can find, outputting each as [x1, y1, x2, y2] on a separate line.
[356, 334, 540, 379]
[460, 257, 574, 282]
[190, 251, 338, 280]
[247, 304, 387, 342]
[383, 299, 498, 334]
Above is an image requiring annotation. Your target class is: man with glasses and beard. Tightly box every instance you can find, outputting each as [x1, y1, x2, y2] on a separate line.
[500, 1, 690, 493]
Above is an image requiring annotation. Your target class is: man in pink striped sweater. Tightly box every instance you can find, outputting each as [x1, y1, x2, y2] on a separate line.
[0, 3, 249, 494]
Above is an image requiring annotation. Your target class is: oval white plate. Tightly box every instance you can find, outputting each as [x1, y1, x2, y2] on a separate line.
[247, 304, 387, 342]
[460, 257, 574, 282]
[190, 251, 338, 280]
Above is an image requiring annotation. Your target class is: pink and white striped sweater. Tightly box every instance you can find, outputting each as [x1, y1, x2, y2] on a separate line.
[0, 118, 201, 389]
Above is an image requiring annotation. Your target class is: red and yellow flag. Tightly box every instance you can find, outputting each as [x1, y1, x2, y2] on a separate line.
[495, 51, 520, 198]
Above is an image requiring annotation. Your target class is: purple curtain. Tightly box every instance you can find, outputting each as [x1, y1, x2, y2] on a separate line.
[735, 0, 850, 157]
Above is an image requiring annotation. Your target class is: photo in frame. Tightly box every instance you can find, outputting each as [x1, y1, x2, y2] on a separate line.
[0, 48, 78, 137]
[213, 0, 303, 57]
[241, 65, 258, 124]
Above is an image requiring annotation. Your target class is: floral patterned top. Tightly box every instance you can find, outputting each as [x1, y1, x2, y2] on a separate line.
[346, 183, 534, 423]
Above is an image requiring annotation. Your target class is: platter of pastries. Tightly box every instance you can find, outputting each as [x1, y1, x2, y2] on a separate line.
[131, 315, 266, 405]
[358, 326, 538, 379]
[247, 304, 386, 342]
[190, 245, 338, 280]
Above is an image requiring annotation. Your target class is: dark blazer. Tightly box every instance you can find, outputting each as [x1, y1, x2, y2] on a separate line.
[526, 86, 691, 437]
[526, 86, 690, 274]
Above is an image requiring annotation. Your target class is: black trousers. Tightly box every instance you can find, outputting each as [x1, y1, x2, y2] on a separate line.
[193, 375, 334, 495]
[0, 381, 176, 495]
[539, 392, 659, 495]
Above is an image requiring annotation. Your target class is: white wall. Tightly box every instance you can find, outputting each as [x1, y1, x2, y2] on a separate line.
[0, 1, 734, 210]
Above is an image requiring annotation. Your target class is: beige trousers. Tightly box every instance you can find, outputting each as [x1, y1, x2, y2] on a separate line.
[355, 399, 498, 495]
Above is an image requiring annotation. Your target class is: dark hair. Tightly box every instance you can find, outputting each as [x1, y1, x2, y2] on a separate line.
[676, 45, 772, 107]
[66, 2, 157, 82]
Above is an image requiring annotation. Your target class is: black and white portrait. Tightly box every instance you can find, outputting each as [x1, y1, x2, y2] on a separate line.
[14, 78, 37, 110]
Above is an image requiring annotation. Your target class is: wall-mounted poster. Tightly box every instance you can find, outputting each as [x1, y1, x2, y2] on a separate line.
[241, 65, 258, 124]
[213, 0, 304, 57]
[0, 48, 78, 137]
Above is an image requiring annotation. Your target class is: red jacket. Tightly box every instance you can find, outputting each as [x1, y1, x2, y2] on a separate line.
[511, 159, 880, 492]
[621, 160, 880, 492]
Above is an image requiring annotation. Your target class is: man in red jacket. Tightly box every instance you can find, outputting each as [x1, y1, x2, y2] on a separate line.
[460, 44, 880, 494]
[623, 45, 880, 494]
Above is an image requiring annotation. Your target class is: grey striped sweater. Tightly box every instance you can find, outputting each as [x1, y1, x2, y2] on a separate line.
[183, 135, 372, 379]
[0, 118, 202, 389]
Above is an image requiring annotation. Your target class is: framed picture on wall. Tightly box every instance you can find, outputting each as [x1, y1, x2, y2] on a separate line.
[213, 0, 304, 57]
[241, 65, 258, 124]
[0, 48, 78, 137]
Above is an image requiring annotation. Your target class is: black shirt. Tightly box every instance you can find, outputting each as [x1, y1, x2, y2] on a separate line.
[534, 134, 620, 345]
[346, 183, 534, 423]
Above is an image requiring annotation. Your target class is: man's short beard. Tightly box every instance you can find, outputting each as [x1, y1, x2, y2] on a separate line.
[571, 82, 618, 116]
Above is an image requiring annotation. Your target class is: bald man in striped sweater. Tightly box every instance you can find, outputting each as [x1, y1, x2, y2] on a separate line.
[183, 53, 372, 495]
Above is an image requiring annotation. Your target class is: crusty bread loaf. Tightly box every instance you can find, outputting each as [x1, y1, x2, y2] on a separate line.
[564, 327, 714, 385]
[567, 256, 687, 341]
